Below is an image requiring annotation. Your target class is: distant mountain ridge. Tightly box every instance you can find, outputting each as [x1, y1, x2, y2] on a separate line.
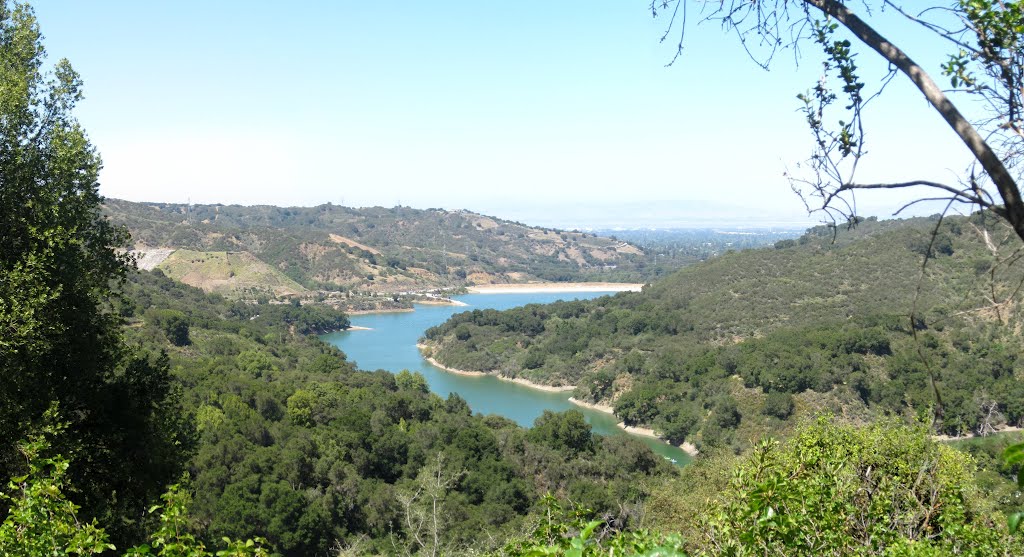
[103, 198, 653, 302]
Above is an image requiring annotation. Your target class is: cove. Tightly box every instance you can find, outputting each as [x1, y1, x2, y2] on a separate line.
[321, 291, 693, 466]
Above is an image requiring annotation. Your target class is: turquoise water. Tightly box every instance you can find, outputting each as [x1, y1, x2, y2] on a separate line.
[320, 291, 692, 466]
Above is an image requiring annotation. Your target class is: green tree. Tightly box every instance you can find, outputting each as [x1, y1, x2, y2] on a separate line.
[124, 484, 270, 557]
[762, 391, 795, 420]
[285, 389, 315, 427]
[0, 0, 190, 543]
[164, 315, 190, 347]
[0, 422, 270, 556]
[1003, 442, 1024, 533]
[528, 410, 596, 457]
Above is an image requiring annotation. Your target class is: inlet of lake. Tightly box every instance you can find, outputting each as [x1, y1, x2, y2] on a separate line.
[320, 291, 692, 466]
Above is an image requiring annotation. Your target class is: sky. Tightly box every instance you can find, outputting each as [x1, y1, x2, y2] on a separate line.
[30, 1, 981, 228]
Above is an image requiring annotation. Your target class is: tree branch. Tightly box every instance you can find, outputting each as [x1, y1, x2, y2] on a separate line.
[882, 2, 979, 56]
[837, 179, 987, 203]
[806, 0, 1024, 242]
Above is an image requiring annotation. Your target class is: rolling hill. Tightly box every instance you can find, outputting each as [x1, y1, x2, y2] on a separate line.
[155, 249, 308, 298]
[105, 199, 653, 304]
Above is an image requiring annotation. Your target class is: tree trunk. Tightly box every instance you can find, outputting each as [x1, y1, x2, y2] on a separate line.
[807, 0, 1024, 242]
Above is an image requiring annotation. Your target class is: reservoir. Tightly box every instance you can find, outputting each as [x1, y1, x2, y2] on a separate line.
[321, 291, 693, 466]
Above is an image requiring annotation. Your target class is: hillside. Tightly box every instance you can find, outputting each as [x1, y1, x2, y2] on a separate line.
[156, 249, 308, 298]
[104, 199, 654, 302]
[423, 215, 1024, 450]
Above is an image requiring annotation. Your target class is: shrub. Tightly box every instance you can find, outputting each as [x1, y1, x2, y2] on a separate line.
[762, 392, 795, 420]
[695, 417, 1020, 556]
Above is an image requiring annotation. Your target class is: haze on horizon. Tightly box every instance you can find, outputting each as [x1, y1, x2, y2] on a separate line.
[34, 1, 979, 228]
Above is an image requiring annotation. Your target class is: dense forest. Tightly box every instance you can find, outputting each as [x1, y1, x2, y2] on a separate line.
[424, 216, 1024, 449]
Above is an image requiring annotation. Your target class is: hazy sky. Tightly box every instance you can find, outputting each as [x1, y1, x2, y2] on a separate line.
[32, 1, 979, 227]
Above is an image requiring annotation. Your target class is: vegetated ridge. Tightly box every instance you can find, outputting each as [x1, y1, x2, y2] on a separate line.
[104, 199, 654, 307]
[423, 215, 1024, 451]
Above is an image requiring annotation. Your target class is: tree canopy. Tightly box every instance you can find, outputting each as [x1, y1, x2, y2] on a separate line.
[0, 0, 189, 543]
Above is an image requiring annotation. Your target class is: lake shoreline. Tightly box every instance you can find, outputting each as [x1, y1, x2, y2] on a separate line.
[618, 423, 699, 457]
[414, 298, 469, 306]
[467, 282, 643, 294]
[569, 397, 698, 457]
[346, 298, 468, 315]
[416, 344, 575, 392]
[418, 346, 698, 457]
[346, 307, 415, 315]
[568, 397, 615, 414]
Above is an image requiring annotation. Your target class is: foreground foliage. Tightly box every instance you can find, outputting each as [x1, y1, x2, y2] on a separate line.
[7, 417, 1022, 556]
[0, 424, 269, 556]
[498, 495, 685, 557]
[502, 419, 1023, 557]
[0, 1, 190, 544]
[1002, 440, 1024, 534]
[0, 419, 114, 556]
[695, 418, 1017, 556]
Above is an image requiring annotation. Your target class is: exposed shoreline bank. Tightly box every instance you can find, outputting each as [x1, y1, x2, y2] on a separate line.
[617, 423, 699, 457]
[568, 397, 614, 414]
[467, 282, 643, 294]
[346, 308, 415, 315]
[418, 344, 696, 456]
[345, 298, 467, 315]
[414, 298, 469, 306]
[569, 398, 698, 457]
[573, 395, 700, 456]
[416, 344, 574, 392]
[417, 345, 487, 377]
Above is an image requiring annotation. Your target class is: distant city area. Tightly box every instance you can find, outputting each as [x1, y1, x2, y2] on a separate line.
[592, 227, 804, 256]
